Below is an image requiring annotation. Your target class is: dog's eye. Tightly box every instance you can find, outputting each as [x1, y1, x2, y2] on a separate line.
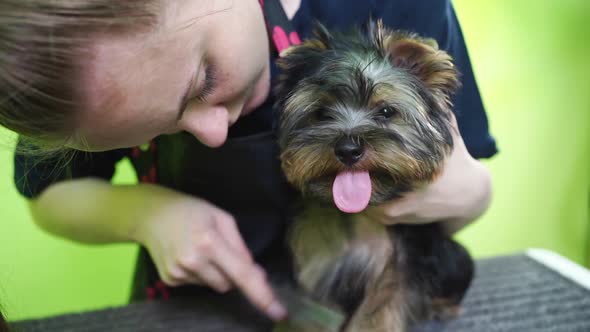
[315, 109, 333, 122]
[375, 106, 397, 120]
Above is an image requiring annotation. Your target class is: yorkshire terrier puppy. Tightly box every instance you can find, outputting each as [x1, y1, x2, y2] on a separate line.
[274, 20, 474, 332]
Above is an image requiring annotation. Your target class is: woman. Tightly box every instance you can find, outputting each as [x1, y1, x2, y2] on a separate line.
[1, 0, 496, 322]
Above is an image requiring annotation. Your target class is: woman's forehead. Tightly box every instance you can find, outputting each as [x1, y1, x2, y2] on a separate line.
[81, 22, 206, 111]
[80, 0, 247, 116]
[159, 0, 235, 31]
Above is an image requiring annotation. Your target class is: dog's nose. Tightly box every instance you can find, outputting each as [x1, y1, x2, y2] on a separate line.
[335, 137, 364, 166]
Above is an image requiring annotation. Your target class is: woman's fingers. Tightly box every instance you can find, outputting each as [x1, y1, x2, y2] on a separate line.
[188, 264, 231, 293]
[208, 233, 287, 321]
[213, 213, 253, 262]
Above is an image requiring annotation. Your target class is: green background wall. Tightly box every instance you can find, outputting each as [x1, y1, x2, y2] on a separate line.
[0, 0, 589, 321]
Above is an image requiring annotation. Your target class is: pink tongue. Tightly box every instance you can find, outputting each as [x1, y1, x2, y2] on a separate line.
[332, 170, 372, 213]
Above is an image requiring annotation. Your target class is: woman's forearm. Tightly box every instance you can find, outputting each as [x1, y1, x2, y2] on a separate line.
[28, 178, 176, 244]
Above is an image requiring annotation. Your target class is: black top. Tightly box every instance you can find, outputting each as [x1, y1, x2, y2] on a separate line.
[13, 0, 498, 301]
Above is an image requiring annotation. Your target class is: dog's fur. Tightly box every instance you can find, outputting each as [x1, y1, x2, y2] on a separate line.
[274, 21, 474, 332]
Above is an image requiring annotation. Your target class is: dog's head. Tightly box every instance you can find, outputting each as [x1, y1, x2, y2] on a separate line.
[276, 20, 460, 213]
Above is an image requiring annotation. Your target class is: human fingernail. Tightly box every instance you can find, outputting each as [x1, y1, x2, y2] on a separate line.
[267, 301, 287, 321]
[219, 283, 231, 293]
[254, 265, 267, 278]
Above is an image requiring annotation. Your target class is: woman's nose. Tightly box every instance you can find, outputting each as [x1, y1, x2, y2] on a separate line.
[225, 97, 248, 126]
[179, 105, 230, 148]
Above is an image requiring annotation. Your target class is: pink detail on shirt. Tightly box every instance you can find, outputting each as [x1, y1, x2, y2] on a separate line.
[289, 31, 302, 45]
[149, 166, 157, 182]
[131, 147, 141, 159]
[146, 286, 156, 300]
[273, 26, 291, 53]
[156, 281, 170, 300]
[273, 26, 303, 54]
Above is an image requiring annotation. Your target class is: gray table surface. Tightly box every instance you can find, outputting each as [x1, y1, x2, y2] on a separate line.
[11, 253, 590, 332]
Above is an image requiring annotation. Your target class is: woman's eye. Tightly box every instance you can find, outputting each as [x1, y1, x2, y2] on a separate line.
[196, 64, 218, 102]
[375, 105, 398, 120]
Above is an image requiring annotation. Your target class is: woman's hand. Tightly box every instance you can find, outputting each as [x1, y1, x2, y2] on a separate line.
[366, 114, 492, 233]
[127, 185, 287, 321]
[30, 179, 287, 320]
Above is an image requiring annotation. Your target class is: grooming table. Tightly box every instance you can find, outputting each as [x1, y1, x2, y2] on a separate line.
[10, 249, 590, 332]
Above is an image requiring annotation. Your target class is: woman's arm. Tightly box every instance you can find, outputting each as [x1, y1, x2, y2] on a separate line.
[28, 179, 286, 320]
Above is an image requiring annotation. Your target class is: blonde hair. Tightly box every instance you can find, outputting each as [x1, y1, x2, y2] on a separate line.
[0, 0, 159, 153]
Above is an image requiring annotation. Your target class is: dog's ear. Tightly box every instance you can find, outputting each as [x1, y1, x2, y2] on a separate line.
[384, 32, 460, 99]
[364, 19, 387, 52]
[280, 21, 332, 58]
[311, 21, 333, 48]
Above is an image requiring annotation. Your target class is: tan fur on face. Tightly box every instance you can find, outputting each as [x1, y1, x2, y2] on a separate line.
[368, 138, 447, 184]
[280, 143, 340, 191]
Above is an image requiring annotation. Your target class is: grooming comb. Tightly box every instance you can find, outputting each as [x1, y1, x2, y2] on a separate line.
[273, 286, 345, 332]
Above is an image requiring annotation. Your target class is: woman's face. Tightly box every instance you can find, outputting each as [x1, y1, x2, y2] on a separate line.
[72, 0, 270, 151]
